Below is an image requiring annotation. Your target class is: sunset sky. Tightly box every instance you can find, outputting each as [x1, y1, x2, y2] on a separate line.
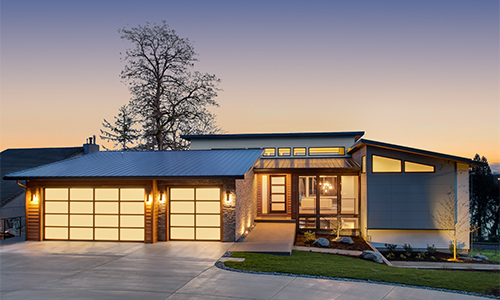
[1, 1, 499, 172]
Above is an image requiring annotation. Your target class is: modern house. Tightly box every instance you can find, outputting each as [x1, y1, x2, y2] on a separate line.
[3, 131, 480, 249]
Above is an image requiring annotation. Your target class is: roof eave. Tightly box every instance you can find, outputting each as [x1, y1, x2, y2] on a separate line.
[3, 175, 245, 181]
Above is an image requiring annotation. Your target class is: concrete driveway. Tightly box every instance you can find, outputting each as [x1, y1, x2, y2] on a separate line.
[0, 240, 488, 300]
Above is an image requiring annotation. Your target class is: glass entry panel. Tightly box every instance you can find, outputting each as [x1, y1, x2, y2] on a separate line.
[269, 176, 286, 213]
[299, 176, 316, 214]
[319, 176, 337, 214]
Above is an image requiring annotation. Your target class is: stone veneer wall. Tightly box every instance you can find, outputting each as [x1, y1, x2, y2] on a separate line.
[157, 179, 236, 242]
[235, 168, 257, 241]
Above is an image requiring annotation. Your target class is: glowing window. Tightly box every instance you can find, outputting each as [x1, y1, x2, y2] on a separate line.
[171, 214, 195, 227]
[45, 227, 68, 239]
[45, 201, 68, 214]
[196, 228, 220, 240]
[196, 188, 220, 200]
[372, 155, 402, 173]
[263, 148, 276, 156]
[196, 215, 220, 227]
[362, 156, 366, 173]
[95, 202, 119, 214]
[309, 147, 345, 156]
[171, 201, 195, 214]
[70, 202, 93, 214]
[95, 215, 118, 227]
[70, 215, 93, 227]
[170, 188, 195, 200]
[45, 214, 68, 227]
[70, 228, 93, 240]
[120, 228, 144, 241]
[278, 148, 291, 156]
[120, 202, 144, 214]
[405, 161, 435, 173]
[170, 227, 195, 240]
[293, 147, 306, 156]
[196, 202, 220, 214]
[120, 215, 144, 228]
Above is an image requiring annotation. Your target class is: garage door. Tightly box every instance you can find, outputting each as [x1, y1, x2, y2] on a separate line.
[169, 187, 221, 241]
[44, 188, 145, 241]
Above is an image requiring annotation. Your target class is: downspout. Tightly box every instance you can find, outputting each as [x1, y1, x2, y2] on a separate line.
[16, 180, 27, 188]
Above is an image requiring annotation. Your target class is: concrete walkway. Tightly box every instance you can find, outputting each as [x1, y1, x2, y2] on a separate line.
[229, 222, 296, 255]
[0, 240, 491, 299]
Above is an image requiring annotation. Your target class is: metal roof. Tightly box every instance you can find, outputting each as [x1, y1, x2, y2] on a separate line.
[254, 158, 360, 170]
[347, 139, 483, 166]
[1, 147, 83, 205]
[182, 131, 365, 140]
[4, 149, 263, 180]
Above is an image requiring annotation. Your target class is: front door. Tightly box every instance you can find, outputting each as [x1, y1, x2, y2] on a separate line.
[269, 175, 286, 213]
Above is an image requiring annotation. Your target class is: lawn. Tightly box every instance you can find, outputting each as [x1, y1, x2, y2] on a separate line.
[226, 250, 500, 295]
[470, 249, 500, 262]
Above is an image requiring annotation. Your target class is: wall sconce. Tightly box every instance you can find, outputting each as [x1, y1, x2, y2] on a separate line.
[225, 191, 232, 205]
[160, 192, 166, 203]
[146, 194, 152, 205]
[31, 193, 38, 203]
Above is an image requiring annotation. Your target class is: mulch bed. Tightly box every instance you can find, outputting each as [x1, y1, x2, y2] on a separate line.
[295, 233, 372, 251]
[379, 250, 500, 265]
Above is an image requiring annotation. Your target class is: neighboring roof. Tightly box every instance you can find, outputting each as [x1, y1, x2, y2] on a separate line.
[348, 139, 484, 167]
[254, 158, 360, 170]
[3, 149, 264, 180]
[182, 131, 365, 141]
[1, 147, 84, 205]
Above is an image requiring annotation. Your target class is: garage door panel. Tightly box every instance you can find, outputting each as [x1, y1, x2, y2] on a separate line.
[171, 201, 194, 213]
[70, 188, 93, 200]
[45, 214, 68, 227]
[70, 202, 93, 214]
[196, 202, 220, 214]
[170, 188, 195, 200]
[171, 214, 194, 227]
[45, 227, 68, 239]
[95, 188, 119, 201]
[45, 188, 68, 200]
[120, 215, 144, 228]
[95, 215, 118, 227]
[95, 228, 118, 241]
[171, 227, 195, 240]
[196, 188, 220, 200]
[95, 202, 119, 214]
[196, 215, 220, 227]
[70, 228, 93, 240]
[120, 188, 145, 201]
[120, 202, 144, 214]
[120, 228, 144, 241]
[46, 201, 68, 214]
[196, 228, 220, 240]
[70, 215, 93, 227]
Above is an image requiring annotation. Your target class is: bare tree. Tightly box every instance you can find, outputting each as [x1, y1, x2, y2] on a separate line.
[100, 105, 141, 151]
[119, 21, 221, 150]
[433, 189, 479, 260]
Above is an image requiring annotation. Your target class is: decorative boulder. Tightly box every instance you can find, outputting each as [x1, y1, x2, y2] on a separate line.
[313, 237, 330, 247]
[473, 254, 489, 261]
[335, 237, 354, 245]
[360, 250, 384, 264]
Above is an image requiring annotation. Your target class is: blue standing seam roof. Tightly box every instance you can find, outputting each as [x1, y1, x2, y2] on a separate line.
[3, 149, 264, 180]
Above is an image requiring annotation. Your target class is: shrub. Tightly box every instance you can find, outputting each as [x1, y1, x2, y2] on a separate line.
[303, 231, 316, 244]
[386, 253, 395, 259]
[426, 244, 437, 255]
[430, 256, 437, 261]
[403, 243, 413, 256]
[385, 243, 397, 253]
[400, 254, 407, 259]
[416, 252, 426, 260]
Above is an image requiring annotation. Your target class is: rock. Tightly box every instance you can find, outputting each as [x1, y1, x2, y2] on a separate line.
[335, 237, 354, 245]
[473, 254, 489, 261]
[313, 237, 330, 247]
[360, 250, 384, 264]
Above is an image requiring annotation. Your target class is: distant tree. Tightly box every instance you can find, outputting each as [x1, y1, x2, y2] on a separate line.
[118, 21, 221, 150]
[433, 189, 478, 260]
[100, 105, 140, 150]
[470, 155, 499, 242]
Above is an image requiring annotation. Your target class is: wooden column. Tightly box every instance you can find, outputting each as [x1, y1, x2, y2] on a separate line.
[145, 180, 158, 243]
[26, 186, 42, 241]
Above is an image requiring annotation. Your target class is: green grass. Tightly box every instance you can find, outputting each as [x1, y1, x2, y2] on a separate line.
[226, 250, 500, 295]
[470, 249, 500, 262]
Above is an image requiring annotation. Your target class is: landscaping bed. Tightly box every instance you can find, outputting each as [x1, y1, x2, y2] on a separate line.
[295, 232, 372, 251]
[380, 250, 500, 264]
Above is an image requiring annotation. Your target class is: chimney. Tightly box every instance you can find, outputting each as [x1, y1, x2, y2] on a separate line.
[83, 136, 100, 154]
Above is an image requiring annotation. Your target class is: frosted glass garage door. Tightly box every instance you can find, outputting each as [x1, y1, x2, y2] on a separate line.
[44, 187, 145, 241]
[170, 187, 221, 241]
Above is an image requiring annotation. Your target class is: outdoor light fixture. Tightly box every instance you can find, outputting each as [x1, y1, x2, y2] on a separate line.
[146, 194, 152, 204]
[31, 194, 38, 203]
[160, 192, 166, 203]
[225, 191, 232, 205]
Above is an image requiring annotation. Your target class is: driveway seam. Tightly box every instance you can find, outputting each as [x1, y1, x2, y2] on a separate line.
[267, 276, 297, 300]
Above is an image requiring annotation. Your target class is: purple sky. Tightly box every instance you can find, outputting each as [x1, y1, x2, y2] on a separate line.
[1, 1, 499, 171]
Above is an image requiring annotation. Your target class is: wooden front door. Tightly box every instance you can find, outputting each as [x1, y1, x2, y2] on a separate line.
[269, 175, 286, 213]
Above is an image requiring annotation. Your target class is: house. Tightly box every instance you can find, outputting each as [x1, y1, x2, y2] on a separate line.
[0, 138, 99, 236]
[3, 131, 481, 249]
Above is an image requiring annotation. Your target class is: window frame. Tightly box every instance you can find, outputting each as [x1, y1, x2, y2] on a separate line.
[293, 147, 307, 156]
[404, 160, 435, 173]
[371, 154, 402, 173]
[262, 148, 276, 157]
[278, 147, 291, 157]
[308, 147, 345, 156]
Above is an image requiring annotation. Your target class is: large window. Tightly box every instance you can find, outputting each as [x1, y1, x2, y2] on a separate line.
[319, 176, 337, 214]
[263, 148, 276, 156]
[278, 148, 291, 156]
[309, 147, 345, 156]
[299, 176, 316, 214]
[405, 161, 434, 173]
[372, 155, 402, 173]
[293, 147, 306, 156]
